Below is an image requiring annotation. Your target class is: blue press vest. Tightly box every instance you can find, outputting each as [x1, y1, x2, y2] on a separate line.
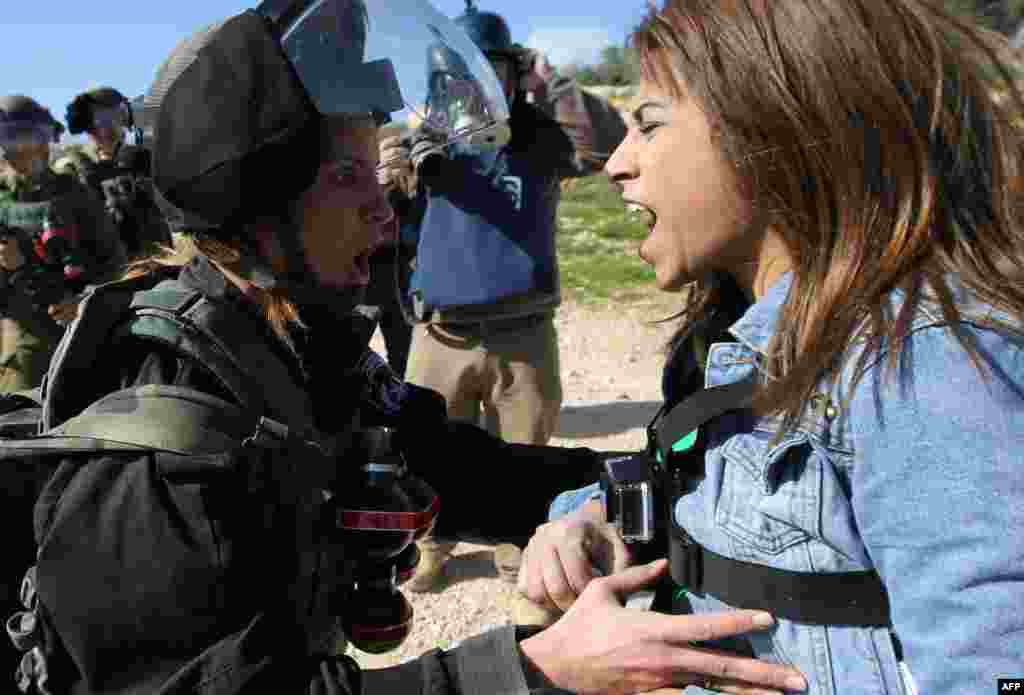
[409, 146, 560, 313]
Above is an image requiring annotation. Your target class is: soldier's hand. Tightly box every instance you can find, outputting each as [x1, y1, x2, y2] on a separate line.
[519, 498, 633, 613]
[0, 234, 26, 272]
[48, 296, 81, 326]
[518, 560, 808, 695]
[406, 124, 448, 171]
[518, 48, 555, 94]
[377, 134, 412, 191]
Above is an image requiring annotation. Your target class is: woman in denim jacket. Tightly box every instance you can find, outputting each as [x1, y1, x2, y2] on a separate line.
[519, 1, 1024, 693]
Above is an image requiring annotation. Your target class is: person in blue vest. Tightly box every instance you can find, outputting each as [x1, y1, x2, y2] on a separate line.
[379, 0, 627, 595]
[513, 1, 1024, 693]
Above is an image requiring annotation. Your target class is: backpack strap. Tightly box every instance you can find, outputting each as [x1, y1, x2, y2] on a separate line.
[125, 282, 314, 431]
[666, 535, 892, 626]
[42, 271, 314, 435]
[48, 384, 258, 455]
[2, 388, 42, 410]
[124, 285, 265, 414]
[42, 272, 166, 430]
[10, 383, 336, 486]
[651, 380, 756, 459]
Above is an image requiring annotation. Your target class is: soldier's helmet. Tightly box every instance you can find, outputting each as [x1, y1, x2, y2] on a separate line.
[83, 87, 127, 107]
[66, 86, 131, 136]
[0, 96, 63, 177]
[143, 0, 510, 236]
[454, 1, 515, 58]
[0, 95, 64, 144]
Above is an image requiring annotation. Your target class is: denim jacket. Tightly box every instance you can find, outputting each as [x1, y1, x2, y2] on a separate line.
[550, 273, 1024, 694]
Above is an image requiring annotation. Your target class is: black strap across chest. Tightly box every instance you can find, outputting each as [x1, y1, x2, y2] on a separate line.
[651, 380, 892, 627]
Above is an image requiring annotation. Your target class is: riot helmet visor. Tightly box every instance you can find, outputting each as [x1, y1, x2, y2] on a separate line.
[278, 0, 509, 149]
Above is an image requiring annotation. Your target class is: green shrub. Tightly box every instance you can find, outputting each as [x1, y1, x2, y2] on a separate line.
[556, 174, 656, 304]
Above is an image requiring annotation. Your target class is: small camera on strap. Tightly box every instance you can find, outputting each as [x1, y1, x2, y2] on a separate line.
[600, 452, 660, 545]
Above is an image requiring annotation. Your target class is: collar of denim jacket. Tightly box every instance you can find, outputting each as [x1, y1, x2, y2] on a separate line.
[726, 271, 793, 356]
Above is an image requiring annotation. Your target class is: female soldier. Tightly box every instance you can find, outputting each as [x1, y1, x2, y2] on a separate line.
[4, 2, 808, 694]
[519, 1, 1024, 694]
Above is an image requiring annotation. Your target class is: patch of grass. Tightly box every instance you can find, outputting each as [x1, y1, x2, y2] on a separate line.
[557, 174, 656, 304]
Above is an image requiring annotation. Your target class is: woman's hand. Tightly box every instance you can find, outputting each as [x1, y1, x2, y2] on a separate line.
[517, 48, 555, 94]
[519, 559, 807, 695]
[377, 135, 412, 191]
[519, 498, 632, 612]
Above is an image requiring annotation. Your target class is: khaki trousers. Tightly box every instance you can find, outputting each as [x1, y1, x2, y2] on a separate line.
[406, 314, 562, 445]
[0, 316, 58, 394]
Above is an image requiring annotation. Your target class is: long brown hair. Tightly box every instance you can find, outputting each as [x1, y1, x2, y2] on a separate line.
[636, 0, 1024, 429]
[123, 233, 302, 341]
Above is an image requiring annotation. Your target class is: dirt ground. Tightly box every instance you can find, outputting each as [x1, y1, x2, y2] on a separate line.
[353, 287, 683, 668]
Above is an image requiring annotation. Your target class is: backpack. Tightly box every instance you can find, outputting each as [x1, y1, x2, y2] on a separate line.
[0, 271, 355, 694]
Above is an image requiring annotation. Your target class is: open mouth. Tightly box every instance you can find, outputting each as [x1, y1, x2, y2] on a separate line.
[625, 201, 658, 230]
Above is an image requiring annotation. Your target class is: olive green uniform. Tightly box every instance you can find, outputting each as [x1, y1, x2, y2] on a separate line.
[0, 170, 125, 391]
[61, 143, 171, 259]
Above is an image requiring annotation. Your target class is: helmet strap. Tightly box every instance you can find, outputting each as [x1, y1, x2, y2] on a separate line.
[219, 212, 364, 324]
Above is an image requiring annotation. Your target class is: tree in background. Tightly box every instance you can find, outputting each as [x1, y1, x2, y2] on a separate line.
[944, 0, 1024, 35]
[569, 43, 639, 86]
[564, 3, 1023, 87]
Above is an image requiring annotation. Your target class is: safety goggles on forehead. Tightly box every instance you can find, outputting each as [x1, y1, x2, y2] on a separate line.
[277, 0, 509, 153]
[91, 105, 128, 131]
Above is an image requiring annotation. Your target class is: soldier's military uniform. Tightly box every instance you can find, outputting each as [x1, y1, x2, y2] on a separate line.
[0, 166, 125, 391]
[63, 87, 171, 258]
[0, 9, 604, 694]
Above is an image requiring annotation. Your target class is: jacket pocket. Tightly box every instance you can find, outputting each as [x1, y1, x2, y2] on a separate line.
[714, 431, 820, 556]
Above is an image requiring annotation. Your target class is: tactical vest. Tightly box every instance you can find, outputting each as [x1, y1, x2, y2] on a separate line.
[67, 147, 170, 257]
[40, 269, 316, 432]
[0, 172, 80, 232]
[0, 198, 51, 238]
[0, 184, 76, 388]
[0, 270, 364, 694]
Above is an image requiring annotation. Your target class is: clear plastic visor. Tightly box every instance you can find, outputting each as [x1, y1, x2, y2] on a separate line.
[279, 0, 510, 158]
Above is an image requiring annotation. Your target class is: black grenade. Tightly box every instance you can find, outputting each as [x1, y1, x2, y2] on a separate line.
[330, 427, 439, 653]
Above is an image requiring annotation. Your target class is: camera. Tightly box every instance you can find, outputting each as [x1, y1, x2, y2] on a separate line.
[600, 453, 660, 544]
[35, 214, 84, 287]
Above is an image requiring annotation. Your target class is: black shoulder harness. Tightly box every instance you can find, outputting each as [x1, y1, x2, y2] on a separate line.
[649, 380, 891, 627]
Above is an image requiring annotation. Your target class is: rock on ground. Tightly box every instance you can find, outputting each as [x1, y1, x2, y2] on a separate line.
[352, 290, 681, 669]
